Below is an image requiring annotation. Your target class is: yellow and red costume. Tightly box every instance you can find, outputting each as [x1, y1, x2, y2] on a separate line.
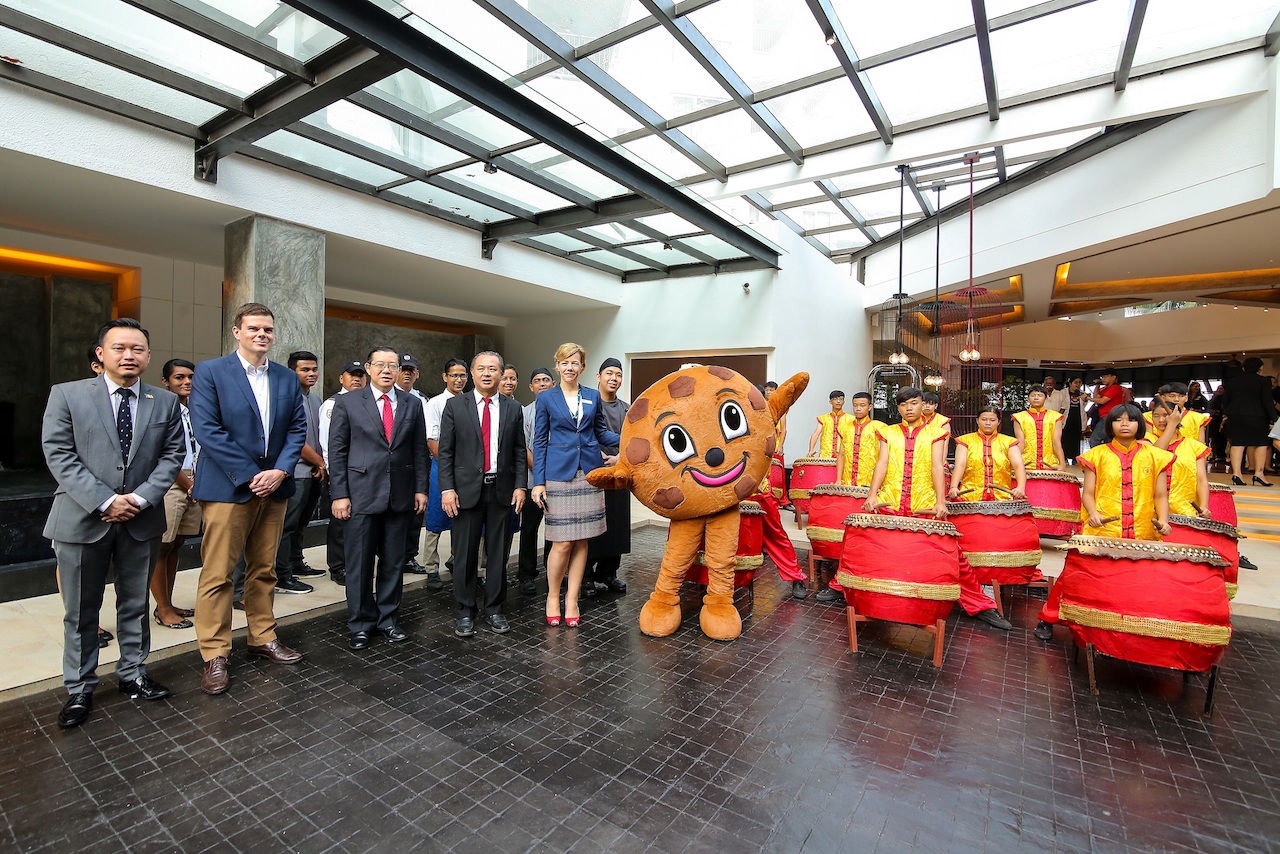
[837, 416, 885, 487]
[922, 412, 950, 438]
[1076, 440, 1175, 540]
[1143, 409, 1209, 443]
[1013, 407, 1062, 470]
[815, 411, 850, 457]
[954, 431, 1016, 501]
[1148, 436, 1209, 517]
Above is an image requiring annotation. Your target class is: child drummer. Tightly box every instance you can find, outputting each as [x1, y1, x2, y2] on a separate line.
[837, 392, 885, 488]
[1013, 385, 1066, 472]
[1147, 399, 1210, 518]
[921, 391, 950, 435]
[808, 390, 850, 458]
[948, 407, 1027, 502]
[863, 387, 1013, 631]
[1144, 382, 1209, 443]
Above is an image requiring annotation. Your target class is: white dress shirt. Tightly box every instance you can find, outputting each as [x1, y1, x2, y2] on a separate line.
[373, 385, 398, 418]
[474, 390, 500, 474]
[237, 351, 271, 453]
[179, 402, 199, 470]
[426, 389, 458, 442]
[1045, 388, 1071, 414]
[318, 388, 347, 467]
[98, 375, 147, 512]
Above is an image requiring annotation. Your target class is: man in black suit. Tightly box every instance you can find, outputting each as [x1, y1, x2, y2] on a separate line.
[439, 351, 527, 637]
[329, 346, 429, 650]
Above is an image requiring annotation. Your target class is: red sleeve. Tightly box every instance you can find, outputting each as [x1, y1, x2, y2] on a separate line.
[1077, 454, 1097, 474]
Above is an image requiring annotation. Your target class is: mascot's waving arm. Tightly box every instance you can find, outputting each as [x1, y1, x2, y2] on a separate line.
[588, 367, 808, 640]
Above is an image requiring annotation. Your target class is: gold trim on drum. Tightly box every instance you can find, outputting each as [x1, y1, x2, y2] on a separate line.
[843, 513, 959, 536]
[835, 572, 961, 601]
[1057, 603, 1231, 646]
[1208, 483, 1235, 494]
[1025, 470, 1083, 485]
[771, 486, 785, 499]
[1032, 507, 1082, 523]
[1227, 583, 1238, 600]
[790, 489, 813, 500]
[1065, 536, 1228, 567]
[1168, 514, 1240, 539]
[964, 550, 1043, 568]
[946, 500, 1036, 516]
[793, 457, 837, 466]
[739, 501, 765, 516]
[811, 484, 870, 497]
[806, 525, 845, 543]
[694, 553, 764, 571]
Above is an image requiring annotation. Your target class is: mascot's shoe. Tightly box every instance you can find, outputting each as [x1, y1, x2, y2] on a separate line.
[639, 591, 683, 637]
[699, 593, 742, 641]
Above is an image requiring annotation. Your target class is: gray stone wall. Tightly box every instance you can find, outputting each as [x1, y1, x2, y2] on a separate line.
[0, 273, 50, 469]
[50, 276, 113, 387]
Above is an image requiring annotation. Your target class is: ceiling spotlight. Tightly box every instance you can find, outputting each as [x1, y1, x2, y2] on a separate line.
[483, 162, 498, 174]
[825, 33, 837, 45]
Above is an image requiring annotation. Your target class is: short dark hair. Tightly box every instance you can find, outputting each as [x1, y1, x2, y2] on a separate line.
[1157, 382, 1188, 396]
[444, 358, 468, 373]
[851, 392, 872, 403]
[1242, 357, 1263, 373]
[87, 344, 103, 368]
[232, 302, 273, 327]
[471, 350, 505, 371]
[895, 386, 922, 405]
[366, 345, 399, 363]
[922, 391, 940, 405]
[1104, 403, 1147, 441]
[829, 390, 845, 400]
[288, 350, 318, 369]
[96, 317, 149, 347]
[503, 364, 518, 378]
[162, 358, 196, 380]
[1028, 385, 1048, 398]
[977, 405, 1000, 417]
[764, 380, 778, 390]
[1150, 398, 1171, 414]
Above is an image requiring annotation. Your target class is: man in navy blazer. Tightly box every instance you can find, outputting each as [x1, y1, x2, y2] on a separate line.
[189, 303, 307, 696]
[328, 345, 429, 649]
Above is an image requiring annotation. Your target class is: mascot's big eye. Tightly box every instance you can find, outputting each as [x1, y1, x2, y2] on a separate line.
[661, 424, 697, 466]
[719, 400, 749, 441]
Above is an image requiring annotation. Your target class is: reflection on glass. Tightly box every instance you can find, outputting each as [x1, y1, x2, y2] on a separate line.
[303, 101, 466, 171]
[169, 0, 343, 62]
[763, 78, 877, 148]
[523, 0, 651, 47]
[385, 181, 509, 223]
[990, 0, 1127, 99]
[256, 130, 405, 186]
[685, 0, 836, 93]
[784, 200, 846, 232]
[403, 0, 541, 73]
[818, 230, 870, 252]
[864, 38, 986, 125]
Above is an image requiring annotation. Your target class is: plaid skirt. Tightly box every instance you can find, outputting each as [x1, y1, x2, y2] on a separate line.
[544, 470, 606, 542]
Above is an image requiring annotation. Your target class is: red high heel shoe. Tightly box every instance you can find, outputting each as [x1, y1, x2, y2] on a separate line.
[546, 614, 561, 627]
[564, 614, 580, 628]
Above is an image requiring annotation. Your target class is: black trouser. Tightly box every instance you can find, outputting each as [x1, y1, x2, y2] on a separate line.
[453, 482, 511, 618]
[404, 510, 424, 569]
[517, 501, 548, 582]
[277, 476, 321, 575]
[588, 555, 622, 583]
[344, 511, 411, 634]
[324, 480, 346, 578]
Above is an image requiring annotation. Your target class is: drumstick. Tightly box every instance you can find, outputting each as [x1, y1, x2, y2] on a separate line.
[990, 484, 1015, 496]
[1191, 501, 1204, 515]
[954, 487, 974, 497]
[1098, 515, 1121, 525]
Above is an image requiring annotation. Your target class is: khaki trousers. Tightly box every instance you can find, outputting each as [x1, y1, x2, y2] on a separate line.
[196, 497, 287, 660]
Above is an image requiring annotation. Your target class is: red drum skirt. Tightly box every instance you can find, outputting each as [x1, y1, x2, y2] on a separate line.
[1024, 470, 1083, 538]
[1207, 483, 1237, 527]
[945, 500, 1043, 585]
[836, 513, 960, 627]
[769, 454, 786, 501]
[1165, 514, 1241, 600]
[683, 501, 764, 589]
[1039, 536, 1231, 672]
[788, 457, 837, 514]
[806, 484, 869, 562]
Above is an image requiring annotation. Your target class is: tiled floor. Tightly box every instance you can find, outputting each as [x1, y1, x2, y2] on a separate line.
[2, 529, 1279, 853]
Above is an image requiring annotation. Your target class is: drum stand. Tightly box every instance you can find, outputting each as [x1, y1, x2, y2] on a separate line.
[847, 606, 946, 668]
[1073, 641, 1221, 716]
[989, 576, 1053, 618]
[807, 553, 836, 591]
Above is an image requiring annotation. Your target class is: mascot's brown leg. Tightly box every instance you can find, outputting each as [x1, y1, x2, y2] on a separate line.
[640, 518, 706, 637]
[699, 508, 744, 641]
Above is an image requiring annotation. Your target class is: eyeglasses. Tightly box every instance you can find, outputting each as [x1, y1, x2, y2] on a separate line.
[368, 361, 397, 371]
[446, 372, 468, 380]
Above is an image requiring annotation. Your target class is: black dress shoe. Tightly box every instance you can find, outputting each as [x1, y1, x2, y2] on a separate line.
[1034, 620, 1054, 641]
[404, 561, 428, 575]
[294, 563, 325, 578]
[1239, 554, 1259, 571]
[1253, 477, 1273, 487]
[816, 587, 842, 603]
[519, 579, 537, 596]
[791, 580, 809, 600]
[379, 625, 408, 643]
[582, 581, 597, 599]
[349, 631, 371, 650]
[118, 676, 171, 701]
[426, 572, 444, 591]
[455, 616, 475, 638]
[486, 614, 510, 634]
[602, 578, 627, 593]
[331, 571, 346, 586]
[973, 609, 1014, 630]
[97, 629, 112, 648]
[58, 693, 92, 728]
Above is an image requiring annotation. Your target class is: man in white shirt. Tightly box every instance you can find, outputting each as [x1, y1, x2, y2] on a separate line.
[1043, 375, 1070, 414]
[397, 353, 431, 577]
[422, 358, 469, 590]
[319, 361, 366, 586]
[151, 358, 201, 629]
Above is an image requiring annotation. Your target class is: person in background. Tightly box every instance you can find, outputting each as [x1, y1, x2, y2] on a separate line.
[584, 358, 630, 597]
[765, 380, 795, 511]
[423, 359, 469, 590]
[500, 365, 519, 399]
[1043, 376, 1069, 414]
[1013, 385, 1065, 472]
[152, 358, 201, 629]
[1186, 381, 1209, 412]
[1207, 384, 1228, 465]
[836, 392, 885, 488]
[949, 407, 1026, 502]
[1061, 378, 1088, 463]
[1143, 382, 1208, 443]
[275, 351, 327, 583]
[1222, 357, 1277, 486]
[319, 361, 367, 587]
[396, 353, 430, 578]
[1086, 372, 1125, 446]
[517, 368, 555, 596]
[921, 391, 950, 435]
[808, 391, 849, 458]
[76, 344, 113, 649]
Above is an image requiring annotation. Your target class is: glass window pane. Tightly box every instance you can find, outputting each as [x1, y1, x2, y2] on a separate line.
[785, 200, 846, 232]
[685, 0, 837, 92]
[991, 0, 1128, 99]
[579, 249, 647, 272]
[938, 175, 998, 210]
[303, 101, 465, 171]
[403, 0, 543, 74]
[256, 130, 404, 186]
[817, 230, 870, 253]
[617, 133, 706, 182]
[680, 107, 789, 167]
[623, 242, 701, 265]
[170, 0, 344, 62]
[437, 164, 577, 213]
[829, 165, 906, 194]
[505, 144, 630, 199]
[678, 233, 748, 261]
[370, 72, 533, 150]
[763, 78, 877, 148]
[634, 212, 699, 237]
[833, 0, 977, 59]
[591, 23, 729, 120]
[762, 184, 824, 206]
[523, 1, 652, 46]
[1132, 0, 1280, 66]
[385, 181, 509, 223]
[524, 75, 644, 138]
[579, 222, 647, 244]
[842, 186, 921, 220]
[0, 25, 224, 124]
[528, 232, 597, 252]
[864, 38, 987, 125]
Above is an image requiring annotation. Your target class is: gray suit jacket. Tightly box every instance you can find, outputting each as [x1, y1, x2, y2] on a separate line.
[42, 377, 186, 544]
[328, 386, 429, 515]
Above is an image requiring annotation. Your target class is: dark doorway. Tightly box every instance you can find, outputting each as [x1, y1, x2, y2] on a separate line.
[630, 354, 769, 401]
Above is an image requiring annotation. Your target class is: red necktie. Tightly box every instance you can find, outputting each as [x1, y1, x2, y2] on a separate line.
[381, 394, 394, 443]
[481, 396, 492, 472]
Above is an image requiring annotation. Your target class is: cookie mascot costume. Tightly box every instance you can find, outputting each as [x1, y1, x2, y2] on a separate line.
[587, 366, 808, 640]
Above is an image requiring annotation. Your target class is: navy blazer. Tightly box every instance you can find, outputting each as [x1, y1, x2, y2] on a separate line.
[190, 353, 307, 503]
[532, 385, 620, 486]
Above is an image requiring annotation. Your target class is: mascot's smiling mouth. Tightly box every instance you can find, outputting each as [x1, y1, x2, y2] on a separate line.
[683, 453, 748, 488]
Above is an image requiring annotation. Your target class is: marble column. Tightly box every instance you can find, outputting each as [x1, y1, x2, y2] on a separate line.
[224, 215, 325, 374]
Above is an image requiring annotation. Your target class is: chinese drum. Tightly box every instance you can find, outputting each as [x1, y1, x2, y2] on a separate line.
[684, 501, 765, 587]
[1165, 514, 1241, 600]
[945, 500, 1043, 585]
[1042, 536, 1231, 673]
[769, 454, 786, 501]
[806, 484, 869, 562]
[788, 457, 837, 514]
[1207, 483, 1237, 527]
[836, 514, 961, 627]
[1024, 470, 1083, 538]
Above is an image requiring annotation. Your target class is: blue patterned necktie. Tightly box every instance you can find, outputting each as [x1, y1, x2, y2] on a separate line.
[117, 387, 134, 460]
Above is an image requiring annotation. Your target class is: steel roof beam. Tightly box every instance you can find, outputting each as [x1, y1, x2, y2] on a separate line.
[817, 179, 880, 242]
[902, 168, 934, 215]
[1268, 9, 1280, 56]
[745, 193, 832, 256]
[1114, 0, 1150, 91]
[515, 239, 630, 277]
[971, 0, 1000, 121]
[565, 230, 670, 273]
[620, 220, 722, 266]
[485, 196, 666, 243]
[804, 0, 893, 144]
[623, 257, 776, 282]
[994, 145, 1008, 181]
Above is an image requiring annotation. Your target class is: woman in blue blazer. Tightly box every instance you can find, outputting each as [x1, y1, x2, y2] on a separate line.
[531, 343, 620, 627]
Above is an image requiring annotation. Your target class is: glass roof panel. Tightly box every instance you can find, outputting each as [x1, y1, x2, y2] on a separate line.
[170, 0, 344, 62]
[680, 108, 790, 167]
[437, 164, 577, 213]
[402, 0, 543, 74]
[685, 0, 837, 93]
[616, 134, 706, 182]
[504, 144, 630, 200]
[370, 74, 533, 151]
[578, 249, 648, 272]
[832, 0, 977, 59]
[1132, 0, 1280, 66]
[521, 0, 652, 46]
[634, 212, 700, 237]
[590, 22, 729, 121]
[829, 165, 908, 194]
[864, 38, 987, 125]
[677, 233, 749, 261]
[0, 24, 225, 124]
[1000, 128, 1099, 160]
[523, 75, 644, 138]
[385, 181, 510, 223]
[991, 0, 1128, 99]
[784, 200, 846, 232]
[761, 183, 825, 206]
[256, 130, 404, 186]
[526, 232, 597, 253]
[7, 0, 279, 96]
[843, 186, 922, 220]
[303, 101, 465, 171]
[763, 78, 877, 148]
[817, 230, 870, 253]
[579, 222, 648, 244]
[938, 175, 999, 209]
[624, 242, 702, 266]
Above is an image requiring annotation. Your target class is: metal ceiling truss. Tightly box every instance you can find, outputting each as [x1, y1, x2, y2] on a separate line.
[744, 193, 833, 257]
[623, 256, 776, 283]
[1113, 0, 1150, 92]
[804, 0, 893, 145]
[1268, 9, 1280, 56]
[971, 0, 1000, 121]
[817, 180, 880, 242]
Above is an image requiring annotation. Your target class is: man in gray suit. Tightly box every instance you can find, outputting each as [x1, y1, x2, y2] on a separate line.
[42, 318, 185, 727]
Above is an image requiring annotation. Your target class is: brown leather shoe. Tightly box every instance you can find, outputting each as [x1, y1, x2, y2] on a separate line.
[247, 639, 303, 665]
[201, 656, 230, 695]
